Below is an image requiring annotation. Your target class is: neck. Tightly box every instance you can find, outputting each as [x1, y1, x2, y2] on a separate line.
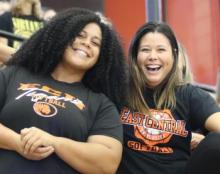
[21, 3, 32, 15]
[51, 64, 84, 83]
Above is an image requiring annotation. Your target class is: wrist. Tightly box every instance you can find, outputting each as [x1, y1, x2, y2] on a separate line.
[13, 134, 22, 153]
[49, 134, 58, 148]
[51, 136, 62, 152]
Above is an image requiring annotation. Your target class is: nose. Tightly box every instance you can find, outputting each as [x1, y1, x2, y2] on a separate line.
[80, 37, 91, 48]
[148, 50, 158, 60]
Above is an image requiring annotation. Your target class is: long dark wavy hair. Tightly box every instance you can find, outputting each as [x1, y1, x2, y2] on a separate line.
[7, 7, 127, 110]
[128, 22, 180, 112]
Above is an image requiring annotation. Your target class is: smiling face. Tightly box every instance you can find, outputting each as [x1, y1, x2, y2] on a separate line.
[62, 22, 102, 74]
[137, 32, 174, 88]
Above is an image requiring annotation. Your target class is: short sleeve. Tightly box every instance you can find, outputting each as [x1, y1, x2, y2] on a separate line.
[89, 94, 123, 143]
[0, 70, 7, 111]
[0, 12, 12, 32]
[190, 86, 220, 129]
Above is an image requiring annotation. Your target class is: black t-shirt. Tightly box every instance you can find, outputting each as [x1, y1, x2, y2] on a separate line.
[0, 66, 123, 174]
[117, 85, 220, 174]
[0, 12, 43, 48]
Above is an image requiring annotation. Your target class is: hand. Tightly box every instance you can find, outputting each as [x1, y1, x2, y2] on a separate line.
[20, 127, 56, 156]
[13, 133, 54, 161]
[191, 132, 205, 150]
[18, 145, 55, 160]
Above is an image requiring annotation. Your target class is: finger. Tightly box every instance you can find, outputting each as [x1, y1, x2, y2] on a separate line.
[35, 146, 54, 153]
[32, 146, 54, 160]
[20, 128, 30, 135]
[22, 146, 54, 161]
[20, 128, 31, 140]
[29, 139, 43, 154]
[21, 129, 34, 144]
[23, 134, 40, 154]
[191, 141, 198, 150]
[39, 147, 55, 158]
[21, 132, 33, 150]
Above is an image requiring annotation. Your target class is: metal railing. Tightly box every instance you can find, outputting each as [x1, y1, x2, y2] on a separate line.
[216, 70, 220, 104]
[0, 29, 25, 42]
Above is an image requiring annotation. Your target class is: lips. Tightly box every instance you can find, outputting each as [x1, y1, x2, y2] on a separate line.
[146, 65, 161, 71]
[73, 48, 91, 58]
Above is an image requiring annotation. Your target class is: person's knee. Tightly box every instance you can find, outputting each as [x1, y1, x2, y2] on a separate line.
[202, 132, 220, 148]
[187, 131, 220, 174]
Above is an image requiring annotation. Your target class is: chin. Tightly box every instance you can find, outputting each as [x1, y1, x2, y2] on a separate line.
[147, 80, 161, 88]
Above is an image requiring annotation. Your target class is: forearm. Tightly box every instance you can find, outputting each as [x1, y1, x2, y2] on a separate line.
[0, 44, 15, 63]
[205, 112, 220, 132]
[20, 127, 122, 171]
[53, 137, 121, 174]
[0, 123, 20, 151]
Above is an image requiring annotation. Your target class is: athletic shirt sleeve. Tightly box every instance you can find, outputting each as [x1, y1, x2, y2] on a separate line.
[0, 12, 12, 32]
[0, 66, 18, 112]
[89, 94, 123, 143]
[189, 85, 220, 129]
[0, 70, 6, 111]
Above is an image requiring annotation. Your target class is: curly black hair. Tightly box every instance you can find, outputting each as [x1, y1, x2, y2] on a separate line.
[7, 7, 128, 110]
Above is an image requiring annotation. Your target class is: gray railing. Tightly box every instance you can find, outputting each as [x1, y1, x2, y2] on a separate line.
[0, 30, 25, 42]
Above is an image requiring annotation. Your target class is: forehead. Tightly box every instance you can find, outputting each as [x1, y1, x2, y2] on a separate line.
[139, 32, 170, 47]
[81, 22, 102, 38]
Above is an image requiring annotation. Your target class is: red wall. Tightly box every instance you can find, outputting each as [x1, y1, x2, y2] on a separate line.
[104, 0, 146, 54]
[105, 0, 220, 85]
[165, 0, 220, 85]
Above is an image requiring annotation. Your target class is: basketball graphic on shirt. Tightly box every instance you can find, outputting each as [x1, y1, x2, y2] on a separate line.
[33, 102, 57, 117]
[134, 109, 173, 146]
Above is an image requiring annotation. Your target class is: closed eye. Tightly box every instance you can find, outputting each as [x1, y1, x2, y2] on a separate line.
[158, 48, 166, 52]
[140, 48, 150, 52]
[92, 41, 101, 47]
[77, 31, 86, 38]
[92, 38, 101, 47]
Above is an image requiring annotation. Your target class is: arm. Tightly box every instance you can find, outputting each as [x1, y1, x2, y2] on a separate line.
[0, 37, 8, 45]
[0, 123, 54, 160]
[54, 134, 122, 174]
[0, 70, 20, 151]
[0, 43, 16, 63]
[0, 67, 54, 160]
[21, 127, 122, 174]
[190, 86, 220, 132]
[191, 132, 205, 150]
[204, 112, 220, 132]
[0, 123, 20, 151]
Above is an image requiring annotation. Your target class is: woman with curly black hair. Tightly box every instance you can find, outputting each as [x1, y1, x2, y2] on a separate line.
[0, 7, 127, 174]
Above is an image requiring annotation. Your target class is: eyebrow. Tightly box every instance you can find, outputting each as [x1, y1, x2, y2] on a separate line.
[139, 45, 149, 47]
[93, 36, 101, 42]
[140, 44, 168, 48]
[81, 30, 101, 42]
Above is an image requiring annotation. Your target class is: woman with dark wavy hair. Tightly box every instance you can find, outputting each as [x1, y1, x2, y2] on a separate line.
[117, 22, 220, 174]
[0, 7, 127, 174]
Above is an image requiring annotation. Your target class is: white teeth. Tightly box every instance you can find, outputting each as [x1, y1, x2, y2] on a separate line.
[147, 65, 160, 68]
[146, 65, 161, 71]
[75, 50, 87, 58]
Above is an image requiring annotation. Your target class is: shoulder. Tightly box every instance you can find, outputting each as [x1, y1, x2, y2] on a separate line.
[0, 66, 17, 86]
[0, 65, 29, 80]
[13, 14, 43, 22]
[175, 84, 216, 109]
[89, 91, 115, 107]
[176, 83, 209, 96]
[0, 12, 12, 25]
[1, 65, 27, 73]
[86, 90, 118, 113]
[0, 12, 12, 19]
[1, 65, 18, 75]
[177, 83, 218, 110]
